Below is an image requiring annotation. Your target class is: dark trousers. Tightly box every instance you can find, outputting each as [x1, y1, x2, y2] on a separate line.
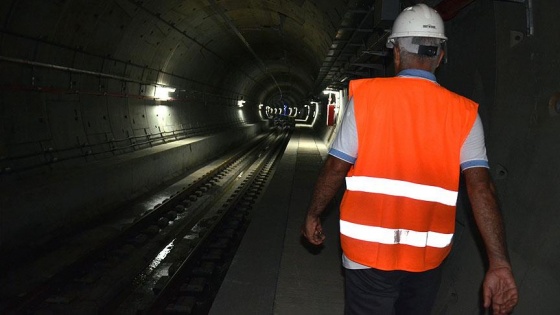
[344, 266, 442, 315]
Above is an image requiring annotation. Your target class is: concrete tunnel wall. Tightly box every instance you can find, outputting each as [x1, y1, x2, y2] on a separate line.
[0, 1, 272, 252]
[432, 2, 560, 314]
[0, 76, 268, 250]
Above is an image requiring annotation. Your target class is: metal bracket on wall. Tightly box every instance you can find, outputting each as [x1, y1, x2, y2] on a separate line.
[495, 0, 534, 36]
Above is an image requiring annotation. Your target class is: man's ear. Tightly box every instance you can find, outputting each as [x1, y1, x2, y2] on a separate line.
[437, 49, 445, 67]
[393, 46, 401, 72]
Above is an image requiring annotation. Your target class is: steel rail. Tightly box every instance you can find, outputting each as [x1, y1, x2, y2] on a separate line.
[0, 131, 284, 314]
[143, 131, 290, 314]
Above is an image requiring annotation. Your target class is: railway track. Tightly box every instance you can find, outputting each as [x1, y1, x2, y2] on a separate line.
[1, 129, 291, 314]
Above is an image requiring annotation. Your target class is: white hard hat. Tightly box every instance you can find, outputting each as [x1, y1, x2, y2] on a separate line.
[386, 3, 447, 48]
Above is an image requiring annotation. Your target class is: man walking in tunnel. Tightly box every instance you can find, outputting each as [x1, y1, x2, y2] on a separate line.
[302, 3, 518, 315]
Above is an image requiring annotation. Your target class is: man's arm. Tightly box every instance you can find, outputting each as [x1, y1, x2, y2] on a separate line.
[463, 167, 519, 314]
[302, 155, 352, 245]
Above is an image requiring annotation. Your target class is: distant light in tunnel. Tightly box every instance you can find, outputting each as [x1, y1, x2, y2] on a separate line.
[238, 108, 246, 122]
[265, 105, 273, 119]
[296, 104, 310, 122]
[311, 102, 319, 126]
[258, 103, 265, 120]
[286, 106, 298, 117]
[155, 86, 176, 101]
[238, 95, 246, 107]
[323, 89, 341, 102]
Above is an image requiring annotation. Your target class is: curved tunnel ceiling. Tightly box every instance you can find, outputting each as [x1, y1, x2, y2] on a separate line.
[116, 0, 346, 108]
[1, 0, 403, 110]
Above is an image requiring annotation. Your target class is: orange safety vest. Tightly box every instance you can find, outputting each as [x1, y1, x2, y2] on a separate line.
[341, 77, 478, 272]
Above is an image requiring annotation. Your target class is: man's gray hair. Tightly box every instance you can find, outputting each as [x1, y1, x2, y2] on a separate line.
[395, 37, 444, 58]
[395, 37, 444, 72]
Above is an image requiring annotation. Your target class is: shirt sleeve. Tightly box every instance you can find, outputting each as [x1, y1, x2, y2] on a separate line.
[328, 97, 358, 164]
[460, 114, 489, 171]
[329, 99, 487, 169]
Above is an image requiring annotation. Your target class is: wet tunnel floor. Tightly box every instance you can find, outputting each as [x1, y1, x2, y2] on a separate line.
[210, 126, 345, 315]
[1, 127, 346, 314]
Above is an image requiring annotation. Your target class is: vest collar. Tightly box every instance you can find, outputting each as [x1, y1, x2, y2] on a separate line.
[397, 69, 437, 83]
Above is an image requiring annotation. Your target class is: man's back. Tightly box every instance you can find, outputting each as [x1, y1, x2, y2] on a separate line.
[340, 75, 479, 272]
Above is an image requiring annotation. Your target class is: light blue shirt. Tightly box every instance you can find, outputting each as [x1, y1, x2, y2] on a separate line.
[330, 69, 488, 170]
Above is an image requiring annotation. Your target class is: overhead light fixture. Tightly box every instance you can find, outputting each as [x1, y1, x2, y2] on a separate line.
[154, 86, 176, 101]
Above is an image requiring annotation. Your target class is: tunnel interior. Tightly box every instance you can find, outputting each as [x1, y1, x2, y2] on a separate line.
[1, 0, 560, 313]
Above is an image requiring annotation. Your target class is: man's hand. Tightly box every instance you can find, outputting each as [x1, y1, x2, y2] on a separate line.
[483, 266, 519, 314]
[464, 167, 518, 314]
[301, 156, 351, 246]
[302, 214, 326, 245]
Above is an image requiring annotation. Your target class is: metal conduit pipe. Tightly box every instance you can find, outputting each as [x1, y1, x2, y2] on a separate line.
[0, 55, 152, 86]
[0, 55, 245, 100]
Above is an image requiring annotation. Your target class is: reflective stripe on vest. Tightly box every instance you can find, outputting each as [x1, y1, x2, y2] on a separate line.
[340, 220, 453, 248]
[345, 176, 458, 206]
